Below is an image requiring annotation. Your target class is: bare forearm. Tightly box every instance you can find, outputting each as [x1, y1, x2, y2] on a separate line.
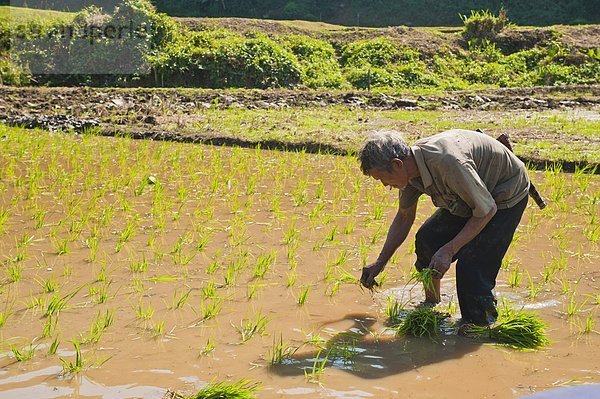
[376, 206, 416, 266]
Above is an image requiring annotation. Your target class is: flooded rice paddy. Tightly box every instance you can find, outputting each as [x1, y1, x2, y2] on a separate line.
[0, 126, 598, 398]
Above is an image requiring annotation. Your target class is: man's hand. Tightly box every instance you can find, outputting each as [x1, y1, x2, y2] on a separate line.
[360, 262, 385, 289]
[429, 245, 453, 278]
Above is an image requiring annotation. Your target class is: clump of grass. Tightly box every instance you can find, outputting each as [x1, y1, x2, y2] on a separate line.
[467, 310, 550, 349]
[394, 307, 446, 338]
[188, 379, 259, 399]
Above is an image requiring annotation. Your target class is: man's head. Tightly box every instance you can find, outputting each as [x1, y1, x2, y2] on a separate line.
[358, 130, 412, 190]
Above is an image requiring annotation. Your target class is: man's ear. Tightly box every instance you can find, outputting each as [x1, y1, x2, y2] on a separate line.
[391, 158, 404, 170]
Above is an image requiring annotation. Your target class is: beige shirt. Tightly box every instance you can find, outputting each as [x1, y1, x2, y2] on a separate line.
[399, 129, 530, 218]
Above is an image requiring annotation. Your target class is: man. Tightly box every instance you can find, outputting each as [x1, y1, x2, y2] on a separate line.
[358, 129, 530, 326]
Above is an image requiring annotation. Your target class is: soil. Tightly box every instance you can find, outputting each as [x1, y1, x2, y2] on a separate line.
[0, 130, 598, 399]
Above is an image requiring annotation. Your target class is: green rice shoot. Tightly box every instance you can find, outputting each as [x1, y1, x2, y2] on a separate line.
[394, 307, 446, 338]
[467, 310, 550, 349]
[188, 379, 260, 399]
[409, 268, 436, 294]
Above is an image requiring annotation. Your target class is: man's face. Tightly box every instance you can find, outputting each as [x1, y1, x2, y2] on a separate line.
[367, 159, 408, 191]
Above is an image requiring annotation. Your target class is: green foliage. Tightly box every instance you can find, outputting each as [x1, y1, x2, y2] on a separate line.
[279, 35, 345, 88]
[461, 8, 510, 42]
[156, 29, 302, 88]
[188, 379, 259, 399]
[2, 5, 598, 90]
[393, 307, 446, 338]
[341, 38, 437, 89]
[467, 309, 550, 349]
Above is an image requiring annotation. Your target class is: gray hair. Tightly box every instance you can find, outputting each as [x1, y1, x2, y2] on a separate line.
[358, 130, 411, 174]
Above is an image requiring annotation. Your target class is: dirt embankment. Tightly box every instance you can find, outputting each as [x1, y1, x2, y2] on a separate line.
[1, 85, 599, 172]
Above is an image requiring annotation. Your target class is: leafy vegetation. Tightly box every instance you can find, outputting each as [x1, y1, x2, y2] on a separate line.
[1, 4, 598, 89]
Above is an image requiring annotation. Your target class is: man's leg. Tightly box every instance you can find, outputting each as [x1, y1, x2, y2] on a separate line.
[415, 208, 468, 303]
[455, 196, 528, 325]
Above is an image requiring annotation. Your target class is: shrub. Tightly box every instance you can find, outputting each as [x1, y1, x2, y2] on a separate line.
[279, 35, 345, 88]
[341, 37, 420, 68]
[461, 8, 510, 42]
[0, 54, 30, 85]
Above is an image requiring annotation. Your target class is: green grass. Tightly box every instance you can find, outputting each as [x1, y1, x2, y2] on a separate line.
[187, 379, 259, 399]
[167, 106, 600, 165]
[0, 6, 74, 25]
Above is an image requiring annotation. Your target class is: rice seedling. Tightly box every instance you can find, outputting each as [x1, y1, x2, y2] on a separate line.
[286, 268, 298, 288]
[268, 333, 298, 365]
[566, 294, 586, 319]
[41, 315, 57, 338]
[577, 313, 596, 334]
[305, 350, 328, 383]
[129, 255, 149, 273]
[384, 296, 404, 323]
[188, 379, 259, 399]
[507, 265, 522, 288]
[200, 299, 222, 321]
[199, 337, 215, 357]
[48, 336, 60, 355]
[253, 250, 277, 279]
[297, 284, 310, 305]
[134, 300, 154, 320]
[82, 310, 114, 344]
[45, 288, 80, 317]
[526, 271, 544, 300]
[327, 335, 359, 364]
[37, 275, 58, 293]
[0, 208, 10, 236]
[0, 310, 9, 328]
[6, 261, 22, 283]
[466, 310, 550, 349]
[234, 311, 269, 343]
[169, 288, 192, 310]
[149, 319, 166, 337]
[11, 343, 38, 361]
[115, 218, 138, 253]
[394, 307, 446, 338]
[60, 339, 84, 374]
[95, 281, 112, 304]
[54, 238, 69, 255]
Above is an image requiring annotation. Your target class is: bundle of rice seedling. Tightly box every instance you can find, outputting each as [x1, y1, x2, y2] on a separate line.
[395, 307, 446, 338]
[466, 310, 549, 349]
[190, 379, 259, 399]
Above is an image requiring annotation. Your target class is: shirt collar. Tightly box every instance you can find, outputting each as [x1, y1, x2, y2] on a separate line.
[411, 145, 433, 188]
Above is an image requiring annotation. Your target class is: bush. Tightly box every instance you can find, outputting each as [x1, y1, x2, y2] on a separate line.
[279, 35, 345, 88]
[461, 8, 510, 42]
[341, 37, 420, 68]
[0, 54, 30, 85]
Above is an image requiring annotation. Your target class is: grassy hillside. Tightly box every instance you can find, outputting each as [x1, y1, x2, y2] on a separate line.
[0, 3, 598, 89]
[0, 5, 74, 25]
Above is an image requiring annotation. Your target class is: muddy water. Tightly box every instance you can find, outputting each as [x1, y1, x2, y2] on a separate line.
[0, 127, 598, 398]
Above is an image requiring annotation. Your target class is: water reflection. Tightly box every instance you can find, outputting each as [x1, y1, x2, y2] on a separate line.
[269, 314, 481, 379]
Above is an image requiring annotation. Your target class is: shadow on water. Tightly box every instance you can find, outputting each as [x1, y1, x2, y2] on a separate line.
[268, 313, 481, 380]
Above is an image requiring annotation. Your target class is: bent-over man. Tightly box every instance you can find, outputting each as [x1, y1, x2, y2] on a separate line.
[358, 129, 530, 326]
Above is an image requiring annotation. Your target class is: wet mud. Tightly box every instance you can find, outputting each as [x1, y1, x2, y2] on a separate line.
[0, 129, 598, 399]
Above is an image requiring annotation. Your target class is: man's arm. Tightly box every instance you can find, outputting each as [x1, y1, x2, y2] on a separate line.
[429, 203, 498, 278]
[360, 201, 418, 288]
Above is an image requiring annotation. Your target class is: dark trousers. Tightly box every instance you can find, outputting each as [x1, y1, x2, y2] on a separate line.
[414, 196, 528, 325]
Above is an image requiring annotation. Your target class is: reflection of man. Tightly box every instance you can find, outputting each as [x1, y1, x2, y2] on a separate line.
[358, 129, 530, 326]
